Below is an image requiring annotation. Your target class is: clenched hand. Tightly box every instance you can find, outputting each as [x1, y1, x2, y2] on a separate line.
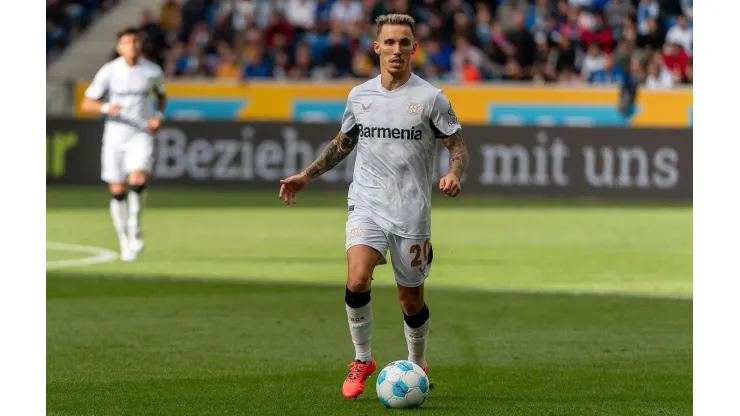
[439, 173, 461, 197]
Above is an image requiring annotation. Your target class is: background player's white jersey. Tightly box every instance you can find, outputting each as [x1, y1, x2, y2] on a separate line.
[340, 74, 462, 238]
[84, 56, 165, 132]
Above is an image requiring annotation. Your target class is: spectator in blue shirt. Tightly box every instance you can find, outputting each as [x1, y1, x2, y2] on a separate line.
[588, 54, 625, 85]
[242, 46, 273, 79]
[425, 37, 454, 74]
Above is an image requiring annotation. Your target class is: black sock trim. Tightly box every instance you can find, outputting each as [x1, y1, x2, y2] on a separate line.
[129, 183, 146, 193]
[404, 304, 430, 329]
[111, 192, 127, 201]
[345, 287, 371, 308]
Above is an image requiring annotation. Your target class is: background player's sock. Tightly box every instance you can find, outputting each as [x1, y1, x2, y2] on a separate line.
[403, 303, 430, 368]
[345, 287, 372, 363]
[110, 193, 129, 248]
[127, 184, 146, 239]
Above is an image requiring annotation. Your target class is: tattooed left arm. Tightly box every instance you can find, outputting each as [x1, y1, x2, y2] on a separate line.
[438, 131, 468, 197]
[442, 131, 469, 179]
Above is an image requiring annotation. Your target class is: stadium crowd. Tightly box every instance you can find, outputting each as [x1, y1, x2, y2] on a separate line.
[47, 0, 120, 62]
[53, 0, 692, 89]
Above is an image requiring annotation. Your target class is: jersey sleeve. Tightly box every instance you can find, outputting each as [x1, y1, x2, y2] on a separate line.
[152, 68, 166, 95]
[84, 63, 112, 100]
[429, 90, 462, 138]
[340, 87, 359, 135]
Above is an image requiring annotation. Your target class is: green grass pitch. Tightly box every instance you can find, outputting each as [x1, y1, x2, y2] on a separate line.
[46, 187, 692, 415]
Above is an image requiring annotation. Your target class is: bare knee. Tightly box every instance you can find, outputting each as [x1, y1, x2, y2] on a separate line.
[346, 245, 381, 293]
[128, 171, 148, 186]
[347, 264, 372, 293]
[108, 183, 126, 195]
[398, 284, 425, 316]
[399, 298, 425, 316]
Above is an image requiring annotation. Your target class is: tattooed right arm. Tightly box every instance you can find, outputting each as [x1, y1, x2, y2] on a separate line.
[303, 130, 359, 180]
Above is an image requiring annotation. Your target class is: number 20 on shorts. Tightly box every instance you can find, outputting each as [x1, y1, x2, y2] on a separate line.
[409, 239, 431, 267]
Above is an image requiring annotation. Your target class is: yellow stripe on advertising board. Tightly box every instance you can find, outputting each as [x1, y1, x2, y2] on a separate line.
[73, 80, 692, 127]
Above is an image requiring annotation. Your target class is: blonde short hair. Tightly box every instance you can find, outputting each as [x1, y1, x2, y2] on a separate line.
[375, 14, 416, 38]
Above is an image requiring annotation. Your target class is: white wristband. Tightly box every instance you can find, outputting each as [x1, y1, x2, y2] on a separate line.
[101, 103, 111, 114]
[154, 111, 164, 119]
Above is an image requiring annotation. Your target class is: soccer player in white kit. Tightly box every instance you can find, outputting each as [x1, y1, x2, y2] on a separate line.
[278, 14, 469, 399]
[80, 27, 167, 262]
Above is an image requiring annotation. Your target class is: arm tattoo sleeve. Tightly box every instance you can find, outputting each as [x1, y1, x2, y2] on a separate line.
[303, 130, 359, 180]
[442, 131, 469, 179]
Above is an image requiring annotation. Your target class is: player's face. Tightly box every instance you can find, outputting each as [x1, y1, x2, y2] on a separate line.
[116, 34, 142, 60]
[374, 24, 417, 76]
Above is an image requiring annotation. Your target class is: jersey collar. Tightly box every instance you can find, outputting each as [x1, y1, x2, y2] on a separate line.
[377, 73, 415, 96]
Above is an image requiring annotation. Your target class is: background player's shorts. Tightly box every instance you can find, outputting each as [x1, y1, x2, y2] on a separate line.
[101, 127, 154, 184]
[345, 209, 433, 288]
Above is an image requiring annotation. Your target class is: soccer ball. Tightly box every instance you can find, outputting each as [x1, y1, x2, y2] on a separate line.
[376, 360, 429, 408]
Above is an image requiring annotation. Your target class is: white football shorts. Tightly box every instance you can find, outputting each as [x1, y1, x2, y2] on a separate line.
[100, 124, 154, 184]
[345, 207, 433, 288]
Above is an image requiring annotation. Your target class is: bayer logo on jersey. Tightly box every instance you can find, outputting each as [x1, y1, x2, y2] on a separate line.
[376, 360, 429, 408]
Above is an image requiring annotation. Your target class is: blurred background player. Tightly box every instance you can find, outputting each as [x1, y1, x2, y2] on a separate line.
[80, 27, 167, 262]
[278, 14, 469, 399]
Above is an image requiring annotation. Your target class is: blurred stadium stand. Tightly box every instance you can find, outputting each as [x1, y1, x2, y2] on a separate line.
[46, 0, 693, 118]
[46, 1, 693, 87]
[111, 0, 693, 88]
[47, 0, 121, 63]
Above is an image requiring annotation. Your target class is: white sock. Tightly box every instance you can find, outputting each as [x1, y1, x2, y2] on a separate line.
[404, 319, 430, 368]
[346, 302, 372, 363]
[109, 198, 128, 248]
[127, 190, 143, 238]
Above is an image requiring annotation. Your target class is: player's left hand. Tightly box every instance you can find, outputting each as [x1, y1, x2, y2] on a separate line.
[439, 174, 461, 197]
[147, 117, 162, 132]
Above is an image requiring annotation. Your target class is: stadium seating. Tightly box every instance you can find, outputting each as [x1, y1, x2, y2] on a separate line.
[47, 0, 121, 63]
[112, 0, 694, 88]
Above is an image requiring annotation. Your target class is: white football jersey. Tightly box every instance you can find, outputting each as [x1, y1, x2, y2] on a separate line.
[84, 56, 165, 132]
[341, 73, 462, 238]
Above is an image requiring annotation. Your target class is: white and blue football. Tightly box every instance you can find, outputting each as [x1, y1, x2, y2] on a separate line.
[376, 360, 429, 408]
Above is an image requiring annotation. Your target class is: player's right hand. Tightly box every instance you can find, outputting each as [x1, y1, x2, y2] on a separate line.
[107, 105, 122, 116]
[279, 172, 310, 205]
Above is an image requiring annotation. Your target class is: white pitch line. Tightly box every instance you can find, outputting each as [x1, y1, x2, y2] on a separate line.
[46, 242, 118, 269]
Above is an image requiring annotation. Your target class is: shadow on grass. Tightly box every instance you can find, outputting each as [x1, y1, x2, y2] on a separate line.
[45, 271, 693, 303]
